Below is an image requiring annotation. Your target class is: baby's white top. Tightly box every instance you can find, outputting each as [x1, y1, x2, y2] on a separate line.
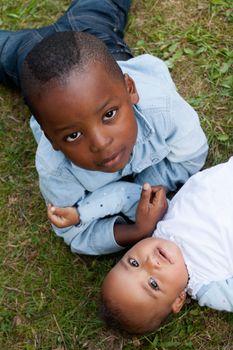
[154, 157, 233, 298]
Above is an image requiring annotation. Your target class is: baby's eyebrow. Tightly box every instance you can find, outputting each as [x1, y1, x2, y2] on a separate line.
[141, 283, 158, 300]
[119, 259, 129, 271]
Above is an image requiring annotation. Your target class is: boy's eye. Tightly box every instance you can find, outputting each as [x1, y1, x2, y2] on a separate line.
[149, 277, 159, 290]
[128, 258, 139, 267]
[103, 109, 117, 121]
[66, 131, 81, 142]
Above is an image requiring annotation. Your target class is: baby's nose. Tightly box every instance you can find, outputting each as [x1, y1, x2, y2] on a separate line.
[146, 255, 160, 270]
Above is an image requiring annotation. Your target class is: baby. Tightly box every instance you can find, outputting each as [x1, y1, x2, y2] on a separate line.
[101, 157, 233, 334]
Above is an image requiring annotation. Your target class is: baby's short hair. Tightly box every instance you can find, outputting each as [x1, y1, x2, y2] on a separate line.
[21, 31, 124, 116]
[100, 294, 170, 335]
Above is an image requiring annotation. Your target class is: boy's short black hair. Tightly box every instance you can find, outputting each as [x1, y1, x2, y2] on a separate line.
[21, 31, 124, 117]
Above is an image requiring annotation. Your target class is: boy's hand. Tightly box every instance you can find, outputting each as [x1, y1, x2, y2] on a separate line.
[135, 183, 167, 236]
[47, 204, 80, 228]
[114, 183, 167, 247]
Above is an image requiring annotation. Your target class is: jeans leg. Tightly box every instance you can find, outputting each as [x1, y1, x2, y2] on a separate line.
[0, 26, 57, 88]
[55, 0, 133, 60]
[0, 0, 132, 89]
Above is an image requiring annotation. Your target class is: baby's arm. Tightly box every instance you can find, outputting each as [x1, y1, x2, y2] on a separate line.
[197, 277, 233, 312]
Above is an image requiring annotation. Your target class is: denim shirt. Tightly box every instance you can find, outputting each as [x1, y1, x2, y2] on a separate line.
[197, 278, 233, 312]
[30, 54, 208, 255]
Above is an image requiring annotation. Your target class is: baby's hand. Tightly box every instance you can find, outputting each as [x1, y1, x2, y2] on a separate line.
[47, 204, 80, 228]
[135, 183, 167, 235]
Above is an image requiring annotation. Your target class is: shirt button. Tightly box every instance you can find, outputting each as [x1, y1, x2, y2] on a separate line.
[113, 27, 117, 32]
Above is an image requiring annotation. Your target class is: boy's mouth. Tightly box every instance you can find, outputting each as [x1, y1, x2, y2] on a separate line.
[97, 148, 126, 169]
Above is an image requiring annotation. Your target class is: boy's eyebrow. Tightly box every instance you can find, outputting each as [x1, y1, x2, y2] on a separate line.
[52, 97, 116, 133]
[95, 97, 113, 114]
[54, 123, 81, 132]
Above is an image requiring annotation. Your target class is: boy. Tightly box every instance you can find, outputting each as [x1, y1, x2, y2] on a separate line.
[0, 1, 208, 255]
[101, 157, 233, 334]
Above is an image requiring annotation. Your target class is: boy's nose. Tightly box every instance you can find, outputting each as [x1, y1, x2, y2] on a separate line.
[89, 130, 112, 153]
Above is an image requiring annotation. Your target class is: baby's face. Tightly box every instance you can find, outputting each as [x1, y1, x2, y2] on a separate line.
[102, 237, 188, 328]
[33, 62, 138, 172]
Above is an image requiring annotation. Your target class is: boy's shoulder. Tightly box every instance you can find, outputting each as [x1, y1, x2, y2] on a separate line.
[118, 54, 177, 112]
[118, 54, 176, 91]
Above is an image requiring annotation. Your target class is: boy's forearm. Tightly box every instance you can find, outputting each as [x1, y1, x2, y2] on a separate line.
[114, 222, 152, 247]
[78, 181, 141, 223]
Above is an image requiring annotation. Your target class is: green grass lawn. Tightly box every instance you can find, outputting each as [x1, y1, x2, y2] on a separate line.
[0, 0, 233, 349]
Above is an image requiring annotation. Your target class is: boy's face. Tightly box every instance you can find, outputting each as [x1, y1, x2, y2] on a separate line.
[102, 237, 188, 329]
[34, 63, 139, 172]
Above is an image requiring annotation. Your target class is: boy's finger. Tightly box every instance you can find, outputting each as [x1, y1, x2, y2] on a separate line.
[139, 183, 151, 206]
[50, 206, 67, 217]
[152, 187, 167, 207]
[50, 217, 66, 228]
[143, 183, 151, 191]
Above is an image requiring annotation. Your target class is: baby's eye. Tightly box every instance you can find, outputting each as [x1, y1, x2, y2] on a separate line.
[128, 258, 139, 267]
[66, 131, 81, 142]
[149, 277, 159, 290]
[103, 109, 117, 121]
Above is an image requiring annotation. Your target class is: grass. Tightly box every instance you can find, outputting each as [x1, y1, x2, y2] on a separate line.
[0, 0, 233, 349]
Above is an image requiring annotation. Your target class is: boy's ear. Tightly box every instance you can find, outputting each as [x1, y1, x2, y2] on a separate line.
[171, 291, 186, 314]
[124, 74, 139, 105]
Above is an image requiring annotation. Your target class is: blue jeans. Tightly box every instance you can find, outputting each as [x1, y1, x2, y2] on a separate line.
[0, 0, 132, 88]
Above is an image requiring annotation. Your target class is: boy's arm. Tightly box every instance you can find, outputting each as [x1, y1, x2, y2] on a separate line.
[165, 91, 208, 187]
[114, 184, 167, 246]
[137, 153, 207, 192]
[45, 179, 167, 254]
[48, 181, 166, 234]
[47, 181, 144, 229]
[39, 162, 162, 253]
[47, 204, 80, 228]
[138, 91, 208, 192]
[50, 183, 167, 254]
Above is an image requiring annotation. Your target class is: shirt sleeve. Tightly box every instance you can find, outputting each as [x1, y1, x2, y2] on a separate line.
[138, 91, 208, 191]
[53, 215, 126, 255]
[166, 90, 208, 165]
[136, 154, 208, 192]
[78, 181, 142, 223]
[196, 278, 233, 312]
[38, 161, 142, 254]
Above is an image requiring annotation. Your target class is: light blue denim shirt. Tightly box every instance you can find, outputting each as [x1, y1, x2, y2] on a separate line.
[30, 54, 208, 255]
[197, 278, 233, 312]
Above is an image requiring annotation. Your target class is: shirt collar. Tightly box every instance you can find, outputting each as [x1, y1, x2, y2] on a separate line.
[133, 104, 154, 143]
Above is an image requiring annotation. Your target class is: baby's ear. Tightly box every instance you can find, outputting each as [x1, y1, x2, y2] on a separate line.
[124, 74, 139, 105]
[171, 291, 186, 314]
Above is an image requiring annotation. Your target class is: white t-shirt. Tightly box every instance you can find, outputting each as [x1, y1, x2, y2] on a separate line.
[154, 157, 233, 298]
